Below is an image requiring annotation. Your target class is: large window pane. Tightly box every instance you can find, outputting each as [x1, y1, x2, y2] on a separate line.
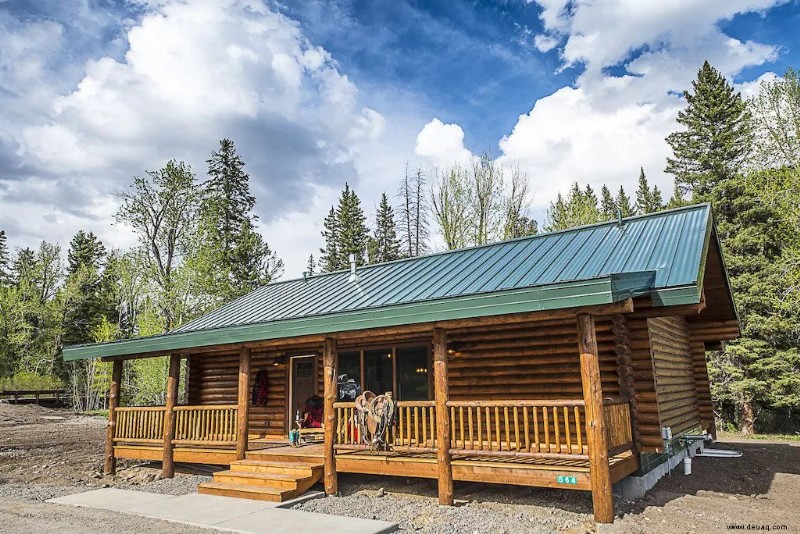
[364, 348, 393, 396]
[337, 351, 361, 401]
[397, 346, 429, 401]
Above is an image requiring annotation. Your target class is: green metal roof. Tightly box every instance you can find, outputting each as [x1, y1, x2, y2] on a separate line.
[64, 203, 729, 361]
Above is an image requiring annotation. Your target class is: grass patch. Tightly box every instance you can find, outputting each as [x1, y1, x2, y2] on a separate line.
[80, 409, 109, 417]
[718, 430, 800, 442]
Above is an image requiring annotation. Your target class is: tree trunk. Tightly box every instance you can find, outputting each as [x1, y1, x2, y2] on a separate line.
[740, 397, 755, 434]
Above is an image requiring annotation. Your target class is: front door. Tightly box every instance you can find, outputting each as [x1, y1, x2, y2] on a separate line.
[289, 355, 317, 425]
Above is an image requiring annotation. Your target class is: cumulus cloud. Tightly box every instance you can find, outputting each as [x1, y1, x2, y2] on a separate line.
[493, 1, 785, 212]
[0, 0, 408, 276]
[414, 118, 473, 169]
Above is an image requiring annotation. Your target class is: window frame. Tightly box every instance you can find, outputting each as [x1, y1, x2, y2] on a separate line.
[337, 341, 432, 401]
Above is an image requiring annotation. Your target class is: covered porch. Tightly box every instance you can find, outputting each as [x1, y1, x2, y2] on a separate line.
[102, 307, 637, 523]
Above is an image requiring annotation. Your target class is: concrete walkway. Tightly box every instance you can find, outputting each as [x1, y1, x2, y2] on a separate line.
[48, 488, 397, 534]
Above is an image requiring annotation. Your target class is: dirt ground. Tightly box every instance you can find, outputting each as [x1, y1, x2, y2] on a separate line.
[1, 403, 799, 533]
[0, 403, 215, 533]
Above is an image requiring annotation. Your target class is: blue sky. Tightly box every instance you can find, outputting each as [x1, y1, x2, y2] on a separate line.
[282, 0, 576, 150]
[0, 0, 798, 276]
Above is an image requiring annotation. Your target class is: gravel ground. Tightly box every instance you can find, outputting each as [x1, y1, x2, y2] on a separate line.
[296, 475, 597, 534]
[296, 438, 800, 533]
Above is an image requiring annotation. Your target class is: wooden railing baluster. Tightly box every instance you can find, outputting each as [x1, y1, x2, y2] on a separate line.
[328, 398, 632, 460]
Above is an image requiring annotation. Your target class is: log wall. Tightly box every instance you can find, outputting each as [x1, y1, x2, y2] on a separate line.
[187, 349, 323, 438]
[447, 317, 621, 401]
[628, 316, 661, 452]
[648, 316, 701, 436]
[689, 338, 715, 435]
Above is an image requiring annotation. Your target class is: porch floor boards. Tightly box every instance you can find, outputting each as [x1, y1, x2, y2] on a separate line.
[113, 441, 639, 494]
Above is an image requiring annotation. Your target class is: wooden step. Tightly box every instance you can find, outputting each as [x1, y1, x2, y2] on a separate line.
[213, 470, 313, 489]
[197, 481, 291, 502]
[230, 459, 322, 477]
[246, 451, 324, 464]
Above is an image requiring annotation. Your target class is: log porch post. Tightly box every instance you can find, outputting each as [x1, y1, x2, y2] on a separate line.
[323, 337, 338, 495]
[577, 314, 613, 524]
[162, 353, 181, 478]
[433, 328, 454, 505]
[103, 359, 123, 475]
[236, 347, 251, 460]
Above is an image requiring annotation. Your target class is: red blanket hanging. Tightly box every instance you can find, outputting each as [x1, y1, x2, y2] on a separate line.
[251, 369, 269, 406]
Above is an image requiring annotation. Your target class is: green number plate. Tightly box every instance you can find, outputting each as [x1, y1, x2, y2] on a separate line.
[556, 475, 578, 485]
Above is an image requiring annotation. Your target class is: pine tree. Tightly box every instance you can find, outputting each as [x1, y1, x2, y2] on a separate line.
[205, 138, 255, 250]
[67, 231, 106, 276]
[652, 186, 664, 211]
[583, 185, 598, 211]
[12, 247, 36, 287]
[0, 230, 10, 286]
[306, 255, 316, 276]
[196, 139, 282, 302]
[320, 206, 341, 272]
[372, 193, 401, 263]
[319, 184, 369, 272]
[229, 219, 283, 293]
[616, 186, 635, 217]
[600, 186, 616, 220]
[635, 168, 664, 214]
[336, 183, 369, 267]
[545, 183, 601, 231]
[666, 180, 689, 209]
[62, 231, 108, 347]
[665, 61, 751, 199]
[706, 172, 800, 433]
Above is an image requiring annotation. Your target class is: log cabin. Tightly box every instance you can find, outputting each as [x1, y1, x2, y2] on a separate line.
[63, 203, 739, 523]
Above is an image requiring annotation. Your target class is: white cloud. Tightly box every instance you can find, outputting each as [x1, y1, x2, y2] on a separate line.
[535, 0, 784, 74]
[414, 118, 473, 170]
[533, 33, 559, 53]
[0, 0, 417, 277]
[493, 1, 783, 212]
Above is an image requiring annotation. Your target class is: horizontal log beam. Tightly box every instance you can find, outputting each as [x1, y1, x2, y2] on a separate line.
[100, 299, 634, 361]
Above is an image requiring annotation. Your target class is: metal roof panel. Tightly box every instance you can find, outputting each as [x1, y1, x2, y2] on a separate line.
[63, 204, 730, 361]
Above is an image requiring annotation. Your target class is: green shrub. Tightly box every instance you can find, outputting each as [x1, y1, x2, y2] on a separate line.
[0, 371, 64, 391]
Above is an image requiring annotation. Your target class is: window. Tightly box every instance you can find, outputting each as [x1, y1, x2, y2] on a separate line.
[337, 351, 361, 401]
[396, 346, 429, 401]
[337, 344, 430, 401]
[364, 348, 393, 396]
[338, 351, 360, 384]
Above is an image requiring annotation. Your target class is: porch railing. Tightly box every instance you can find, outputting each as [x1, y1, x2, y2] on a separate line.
[173, 405, 238, 446]
[392, 401, 436, 451]
[334, 400, 437, 452]
[603, 398, 634, 454]
[447, 399, 587, 459]
[333, 398, 633, 460]
[114, 406, 166, 445]
[113, 405, 238, 447]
